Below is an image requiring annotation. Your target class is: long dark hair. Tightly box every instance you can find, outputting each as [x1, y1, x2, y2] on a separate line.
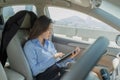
[29, 15, 52, 39]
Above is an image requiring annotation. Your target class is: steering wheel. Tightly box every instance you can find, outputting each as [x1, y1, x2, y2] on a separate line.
[62, 36, 109, 80]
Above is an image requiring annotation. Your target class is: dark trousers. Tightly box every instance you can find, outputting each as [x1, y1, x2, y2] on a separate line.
[36, 64, 66, 80]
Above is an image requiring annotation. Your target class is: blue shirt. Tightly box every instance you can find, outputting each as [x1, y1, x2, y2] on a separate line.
[23, 39, 58, 76]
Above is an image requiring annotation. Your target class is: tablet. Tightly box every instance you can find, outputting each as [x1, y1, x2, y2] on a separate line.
[57, 50, 76, 63]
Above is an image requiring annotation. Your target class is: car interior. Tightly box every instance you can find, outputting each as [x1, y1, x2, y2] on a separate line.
[0, 0, 120, 80]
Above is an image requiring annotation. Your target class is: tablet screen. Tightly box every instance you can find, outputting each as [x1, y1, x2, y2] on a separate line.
[57, 50, 76, 63]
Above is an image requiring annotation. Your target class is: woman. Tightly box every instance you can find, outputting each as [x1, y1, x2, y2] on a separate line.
[23, 15, 80, 80]
[23, 15, 99, 80]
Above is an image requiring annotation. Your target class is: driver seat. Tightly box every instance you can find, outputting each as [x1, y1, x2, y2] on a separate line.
[0, 62, 7, 80]
[6, 10, 37, 80]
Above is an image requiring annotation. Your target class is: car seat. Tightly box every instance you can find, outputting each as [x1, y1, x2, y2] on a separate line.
[4, 10, 37, 80]
[0, 62, 8, 80]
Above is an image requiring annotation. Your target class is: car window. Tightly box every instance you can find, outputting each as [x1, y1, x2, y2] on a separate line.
[48, 7, 120, 48]
[2, 5, 37, 22]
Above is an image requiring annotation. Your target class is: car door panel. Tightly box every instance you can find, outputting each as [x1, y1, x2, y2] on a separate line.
[52, 36, 88, 58]
[53, 36, 120, 72]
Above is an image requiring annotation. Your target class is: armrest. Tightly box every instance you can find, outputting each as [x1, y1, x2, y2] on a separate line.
[4, 68, 25, 80]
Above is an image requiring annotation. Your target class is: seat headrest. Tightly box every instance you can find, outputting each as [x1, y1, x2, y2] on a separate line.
[4, 10, 37, 30]
[20, 13, 31, 29]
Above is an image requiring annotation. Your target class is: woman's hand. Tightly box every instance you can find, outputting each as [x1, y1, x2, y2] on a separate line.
[71, 47, 81, 58]
[54, 52, 65, 58]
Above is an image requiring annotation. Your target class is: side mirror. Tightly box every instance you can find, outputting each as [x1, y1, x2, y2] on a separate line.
[116, 35, 120, 46]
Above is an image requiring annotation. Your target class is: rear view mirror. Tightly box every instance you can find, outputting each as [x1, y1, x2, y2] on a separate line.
[116, 35, 120, 46]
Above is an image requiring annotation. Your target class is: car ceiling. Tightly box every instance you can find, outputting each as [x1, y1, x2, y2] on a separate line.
[0, 0, 119, 6]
